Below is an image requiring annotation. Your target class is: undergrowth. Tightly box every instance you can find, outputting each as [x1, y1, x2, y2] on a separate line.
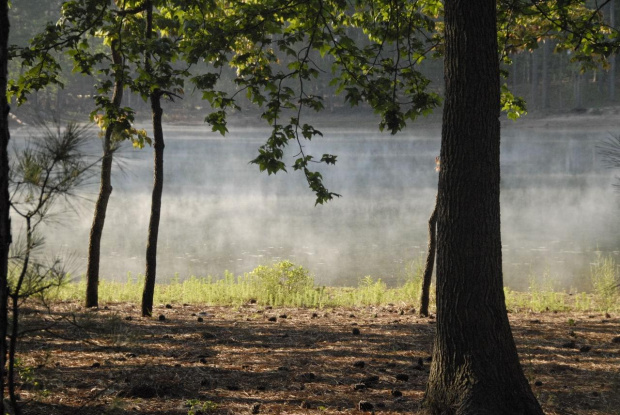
[51, 258, 619, 312]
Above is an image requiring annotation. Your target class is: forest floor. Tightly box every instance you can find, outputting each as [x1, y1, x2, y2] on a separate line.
[9, 302, 620, 415]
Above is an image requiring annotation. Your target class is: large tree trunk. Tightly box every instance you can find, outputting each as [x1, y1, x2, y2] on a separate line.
[85, 42, 123, 308]
[423, 1, 544, 414]
[0, 1, 11, 412]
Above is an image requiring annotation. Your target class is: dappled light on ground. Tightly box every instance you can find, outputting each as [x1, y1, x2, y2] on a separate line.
[13, 302, 620, 414]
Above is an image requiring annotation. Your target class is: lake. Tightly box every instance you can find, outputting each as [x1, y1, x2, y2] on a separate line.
[14, 120, 620, 292]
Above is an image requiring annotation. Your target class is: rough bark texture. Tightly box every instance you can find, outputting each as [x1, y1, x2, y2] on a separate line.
[423, 1, 544, 414]
[419, 197, 437, 317]
[0, 1, 11, 411]
[85, 43, 123, 308]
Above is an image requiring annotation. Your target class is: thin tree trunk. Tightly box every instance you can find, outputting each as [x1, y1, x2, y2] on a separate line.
[419, 197, 437, 317]
[142, 92, 164, 317]
[141, 0, 165, 317]
[511, 53, 517, 91]
[574, 72, 583, 109]
[423, 1, 544, 413]
[541, 40, 550, 109]
[7, 220, 30, 415]
[530, 45, 539, 109]
[7, 295, 19, 415]
[0, 1, 11, 412]
[85, 41, 123, 308]
[610, 0, 616, 101]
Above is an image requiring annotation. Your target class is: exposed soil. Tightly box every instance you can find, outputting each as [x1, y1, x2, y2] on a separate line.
[8, 302, 620, 414]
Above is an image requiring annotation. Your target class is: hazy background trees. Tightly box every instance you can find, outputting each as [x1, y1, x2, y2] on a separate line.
[5, 1, 620, 127]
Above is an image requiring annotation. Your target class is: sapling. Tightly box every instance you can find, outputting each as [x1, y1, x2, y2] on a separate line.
[5, 122, 96, 414]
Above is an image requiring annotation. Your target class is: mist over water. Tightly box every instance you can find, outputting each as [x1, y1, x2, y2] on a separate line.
[16, 122, 620, 291]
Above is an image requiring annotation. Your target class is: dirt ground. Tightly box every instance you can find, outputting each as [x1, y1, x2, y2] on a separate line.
[8, 302, 620, 415]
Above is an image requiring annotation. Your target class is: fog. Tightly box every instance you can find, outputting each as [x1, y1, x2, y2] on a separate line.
[15, 121, 620, 291]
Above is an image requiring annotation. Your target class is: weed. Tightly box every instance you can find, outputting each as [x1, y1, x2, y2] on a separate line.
[185, 399, 217, 415]
[573, 292, 592, 311]
[356, 276, 387, 305]
[590, 254, 619, 312]
[400, 258, 424, 302]
[527, 268, 568, 312]
[15, 358, 48, 396]
[51, 259, 620, 312]
[248, 260, 315, 306]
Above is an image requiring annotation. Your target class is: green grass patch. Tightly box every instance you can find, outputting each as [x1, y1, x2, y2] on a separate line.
[51, 259, 619, 312]
[590, 253, 620, 312]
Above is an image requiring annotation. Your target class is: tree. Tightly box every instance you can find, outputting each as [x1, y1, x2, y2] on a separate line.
[6, 123, 96, 414]
[419, 158, 439, 318]
[0, 0, 11, 412]
[418, 197, 436, 317]
[136, 0, 211, 316]
[86, 1, 136, 308]
[609, 0, 617, 101]
[14, 0, 149, 310]
[423, 1, 544, 413]
[141, 0, 163, 317]
[205, 3, 618, 410]
[5, 1, 619, 411]
[85, 39, 123, 308]
[7, 0, 188, 313]
[221, 1, 607, 412]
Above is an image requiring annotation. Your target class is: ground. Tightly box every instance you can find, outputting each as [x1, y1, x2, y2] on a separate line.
[7, 302, 619, 415]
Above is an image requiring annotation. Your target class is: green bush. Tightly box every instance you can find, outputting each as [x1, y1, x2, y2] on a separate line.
[248, 260, 316, 306]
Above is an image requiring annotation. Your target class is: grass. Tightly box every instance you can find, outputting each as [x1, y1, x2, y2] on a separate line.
[590, 253, 620, 312]
[50, 258, 619, 313]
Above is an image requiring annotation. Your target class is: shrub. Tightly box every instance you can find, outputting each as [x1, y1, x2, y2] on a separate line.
[247, 261, 315, 306]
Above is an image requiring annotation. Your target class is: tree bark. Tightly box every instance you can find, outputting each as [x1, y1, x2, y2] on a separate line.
[609, 0, 616, 101]
[0, 1, 11, 412]
[419, 196, 437, 317]
[141, 0, 164, 317]
[7, 218, 30, 415]
[141, 91, 164, 317]
[423, 1, 544, 414]
[85, 41, 123, 308]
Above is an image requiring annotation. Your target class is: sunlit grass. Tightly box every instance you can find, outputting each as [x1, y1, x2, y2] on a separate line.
[590, 253, 620, 312]
[51, 259, 619, 312]
[504, 257, 619, 313]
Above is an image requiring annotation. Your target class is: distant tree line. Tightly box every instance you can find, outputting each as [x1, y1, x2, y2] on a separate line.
[5, 1, 620, 124]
